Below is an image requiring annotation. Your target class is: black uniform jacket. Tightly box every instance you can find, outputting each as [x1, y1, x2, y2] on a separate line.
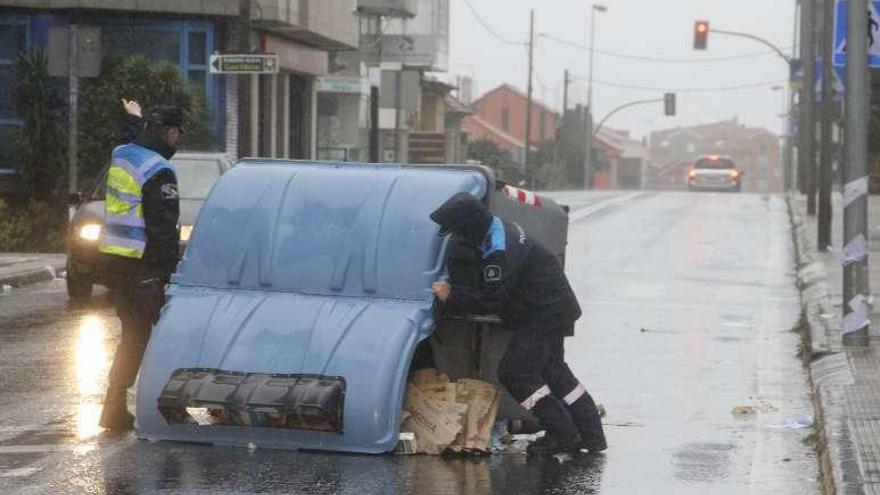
[430, 192, 582, 334]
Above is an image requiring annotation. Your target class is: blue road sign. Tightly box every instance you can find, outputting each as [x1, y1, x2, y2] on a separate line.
[833, 0, 880, 67]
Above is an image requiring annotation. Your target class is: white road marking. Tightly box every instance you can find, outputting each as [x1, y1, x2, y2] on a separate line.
[0, 425, 67, 434]
[0, 444, 96, 454]
[568, 192, 647, 222]
[0, 467, 42, 478]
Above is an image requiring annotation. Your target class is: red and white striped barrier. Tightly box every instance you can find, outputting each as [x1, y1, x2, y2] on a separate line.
[502, 185, 543, 207]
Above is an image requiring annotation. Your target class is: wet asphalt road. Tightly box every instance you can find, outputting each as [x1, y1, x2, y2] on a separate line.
[0, 191, 818, 494]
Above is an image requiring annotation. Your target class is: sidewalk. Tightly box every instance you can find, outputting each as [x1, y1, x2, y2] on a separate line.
[790, 194, 880, 494]
[0, 253, 66, 289]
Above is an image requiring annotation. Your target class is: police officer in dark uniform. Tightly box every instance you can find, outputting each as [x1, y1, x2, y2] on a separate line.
[98, 103, 183, 430]
[430, 192, 606, 456]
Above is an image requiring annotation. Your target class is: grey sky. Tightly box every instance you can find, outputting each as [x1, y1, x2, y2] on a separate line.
[449, 0, 796, 139]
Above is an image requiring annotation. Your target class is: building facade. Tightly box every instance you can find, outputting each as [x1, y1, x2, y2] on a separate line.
[0, 0, 360, 176]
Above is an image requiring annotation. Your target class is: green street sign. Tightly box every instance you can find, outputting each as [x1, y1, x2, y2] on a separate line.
[209, 54, 280, 74]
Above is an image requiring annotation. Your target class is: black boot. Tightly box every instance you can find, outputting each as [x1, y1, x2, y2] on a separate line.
[567, 394, 607, 452]
[99, 386, 134, 431]
[527, 431, 583, 456]
[526, 396, 582, 456]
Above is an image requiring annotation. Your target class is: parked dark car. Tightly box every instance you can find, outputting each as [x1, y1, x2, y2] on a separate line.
[66, 153, 232, 303]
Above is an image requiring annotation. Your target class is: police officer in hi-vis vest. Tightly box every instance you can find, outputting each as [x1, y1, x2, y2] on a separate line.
[99, 100, 183, 430]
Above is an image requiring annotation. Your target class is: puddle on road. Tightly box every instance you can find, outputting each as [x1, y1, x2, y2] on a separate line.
[671, 442, 736, 483]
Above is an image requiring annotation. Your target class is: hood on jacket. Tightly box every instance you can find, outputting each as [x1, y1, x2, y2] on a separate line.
[429, 192, 493, 247]
[134, 127, 177, 161]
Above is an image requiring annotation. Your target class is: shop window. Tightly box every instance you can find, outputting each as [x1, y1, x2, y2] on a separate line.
[103, 26, 181, 64]
[101, 21, 220, 150]
[0, 18, 28, 122]
[0, 125, 18, 166]
[188, 31, 206, 65]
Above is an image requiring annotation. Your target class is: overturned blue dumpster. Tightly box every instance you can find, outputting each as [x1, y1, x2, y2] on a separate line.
[136, 160, 570, 453]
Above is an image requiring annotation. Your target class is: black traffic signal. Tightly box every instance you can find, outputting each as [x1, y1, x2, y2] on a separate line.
[664, 93, 676, 116]
[693, 20, 709, 50]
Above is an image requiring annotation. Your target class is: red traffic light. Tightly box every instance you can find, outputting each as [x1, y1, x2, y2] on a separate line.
[693, 20, 709, 50]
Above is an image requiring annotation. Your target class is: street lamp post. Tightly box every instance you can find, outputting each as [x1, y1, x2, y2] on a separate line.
[584, 4, 607, 190]
[772, 85, 791, 195]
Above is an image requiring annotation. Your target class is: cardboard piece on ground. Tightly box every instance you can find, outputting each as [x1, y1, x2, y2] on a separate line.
[420, 383, 458, 403]
[402, 384, 466, 454]
[403, 370, 501, 455]
[474, 388, 501, 450]
[462, 379, 499, 450]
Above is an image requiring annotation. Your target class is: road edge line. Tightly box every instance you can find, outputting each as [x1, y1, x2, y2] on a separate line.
[568, 191, 650, 223]
[0, 262, 65, 290]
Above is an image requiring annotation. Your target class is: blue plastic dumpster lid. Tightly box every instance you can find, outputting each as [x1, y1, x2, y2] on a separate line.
[138, 161, 491, 453]
[176, 161, 488, 301]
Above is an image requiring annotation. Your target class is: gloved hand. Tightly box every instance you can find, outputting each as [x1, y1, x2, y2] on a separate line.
[431, 281, 451, 302]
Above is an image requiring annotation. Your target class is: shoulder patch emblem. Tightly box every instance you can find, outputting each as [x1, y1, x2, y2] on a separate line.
[483, 264, 502, 282]
[160, 183, 179, 200]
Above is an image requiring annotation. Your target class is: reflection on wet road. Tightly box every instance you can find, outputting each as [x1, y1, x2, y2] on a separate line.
[0, 191, 818, 494]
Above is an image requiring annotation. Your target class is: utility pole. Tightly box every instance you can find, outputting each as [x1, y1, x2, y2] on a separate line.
[238, 0, 253, 157]
[584, 5, 607, 190]
[67, 23, 79, 194]
[842, 0, 871, 345]
[563, 69, 570, 112]
[818, 0, 834, 249]
[369, 14, 382, 163]
[524, 9, 535, 186]
[799, 0, 817, 214]
[786, 2, 802, 191]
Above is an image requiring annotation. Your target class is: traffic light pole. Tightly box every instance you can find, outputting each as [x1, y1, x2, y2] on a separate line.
[709, 29, 792, 64]
[593, 98, 665, 138]
[842, 0, 871, 345]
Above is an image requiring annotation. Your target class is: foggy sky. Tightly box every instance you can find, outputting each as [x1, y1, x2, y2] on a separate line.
[449, 0, 796, 140]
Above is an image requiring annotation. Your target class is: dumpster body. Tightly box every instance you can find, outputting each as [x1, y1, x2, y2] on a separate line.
[135, 161, 570, 453]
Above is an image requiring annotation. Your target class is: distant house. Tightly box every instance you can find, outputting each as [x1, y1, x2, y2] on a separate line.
[595, 127, 650, 190]
[648, 118, 782, 192]
[462, 84, 559, 165]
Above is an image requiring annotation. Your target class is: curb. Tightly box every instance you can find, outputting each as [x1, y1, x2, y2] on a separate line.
[0, 262, 66, 290]
[786, 194, 857, 495]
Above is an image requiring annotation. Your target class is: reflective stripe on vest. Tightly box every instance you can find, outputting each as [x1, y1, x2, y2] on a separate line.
[99, 143, 175, 259]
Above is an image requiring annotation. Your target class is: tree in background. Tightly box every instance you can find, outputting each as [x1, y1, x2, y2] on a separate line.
[468, 139, 513, 170]
[77, 54, 207, 193]
[14, 51, 66, 200]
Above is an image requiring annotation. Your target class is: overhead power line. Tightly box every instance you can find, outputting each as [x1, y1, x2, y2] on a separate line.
[587, 77, 788, 94]
[539, 33, 794, 63]
[462, 0, 526, 46]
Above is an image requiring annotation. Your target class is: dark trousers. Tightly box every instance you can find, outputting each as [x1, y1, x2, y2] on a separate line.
[498, 330, 606, 445]
[106, 272, 167, 394]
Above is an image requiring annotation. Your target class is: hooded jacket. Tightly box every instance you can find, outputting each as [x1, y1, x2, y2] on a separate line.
[430, 192, 582, 333]
[103, 117, 180, 278]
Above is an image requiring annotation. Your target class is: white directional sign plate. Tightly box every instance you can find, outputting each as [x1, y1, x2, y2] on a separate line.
[209, 54, 279, 74]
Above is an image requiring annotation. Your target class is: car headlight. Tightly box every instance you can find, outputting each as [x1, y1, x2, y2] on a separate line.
[179, 225, 193, 243]
[78, 224, 102, 242]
